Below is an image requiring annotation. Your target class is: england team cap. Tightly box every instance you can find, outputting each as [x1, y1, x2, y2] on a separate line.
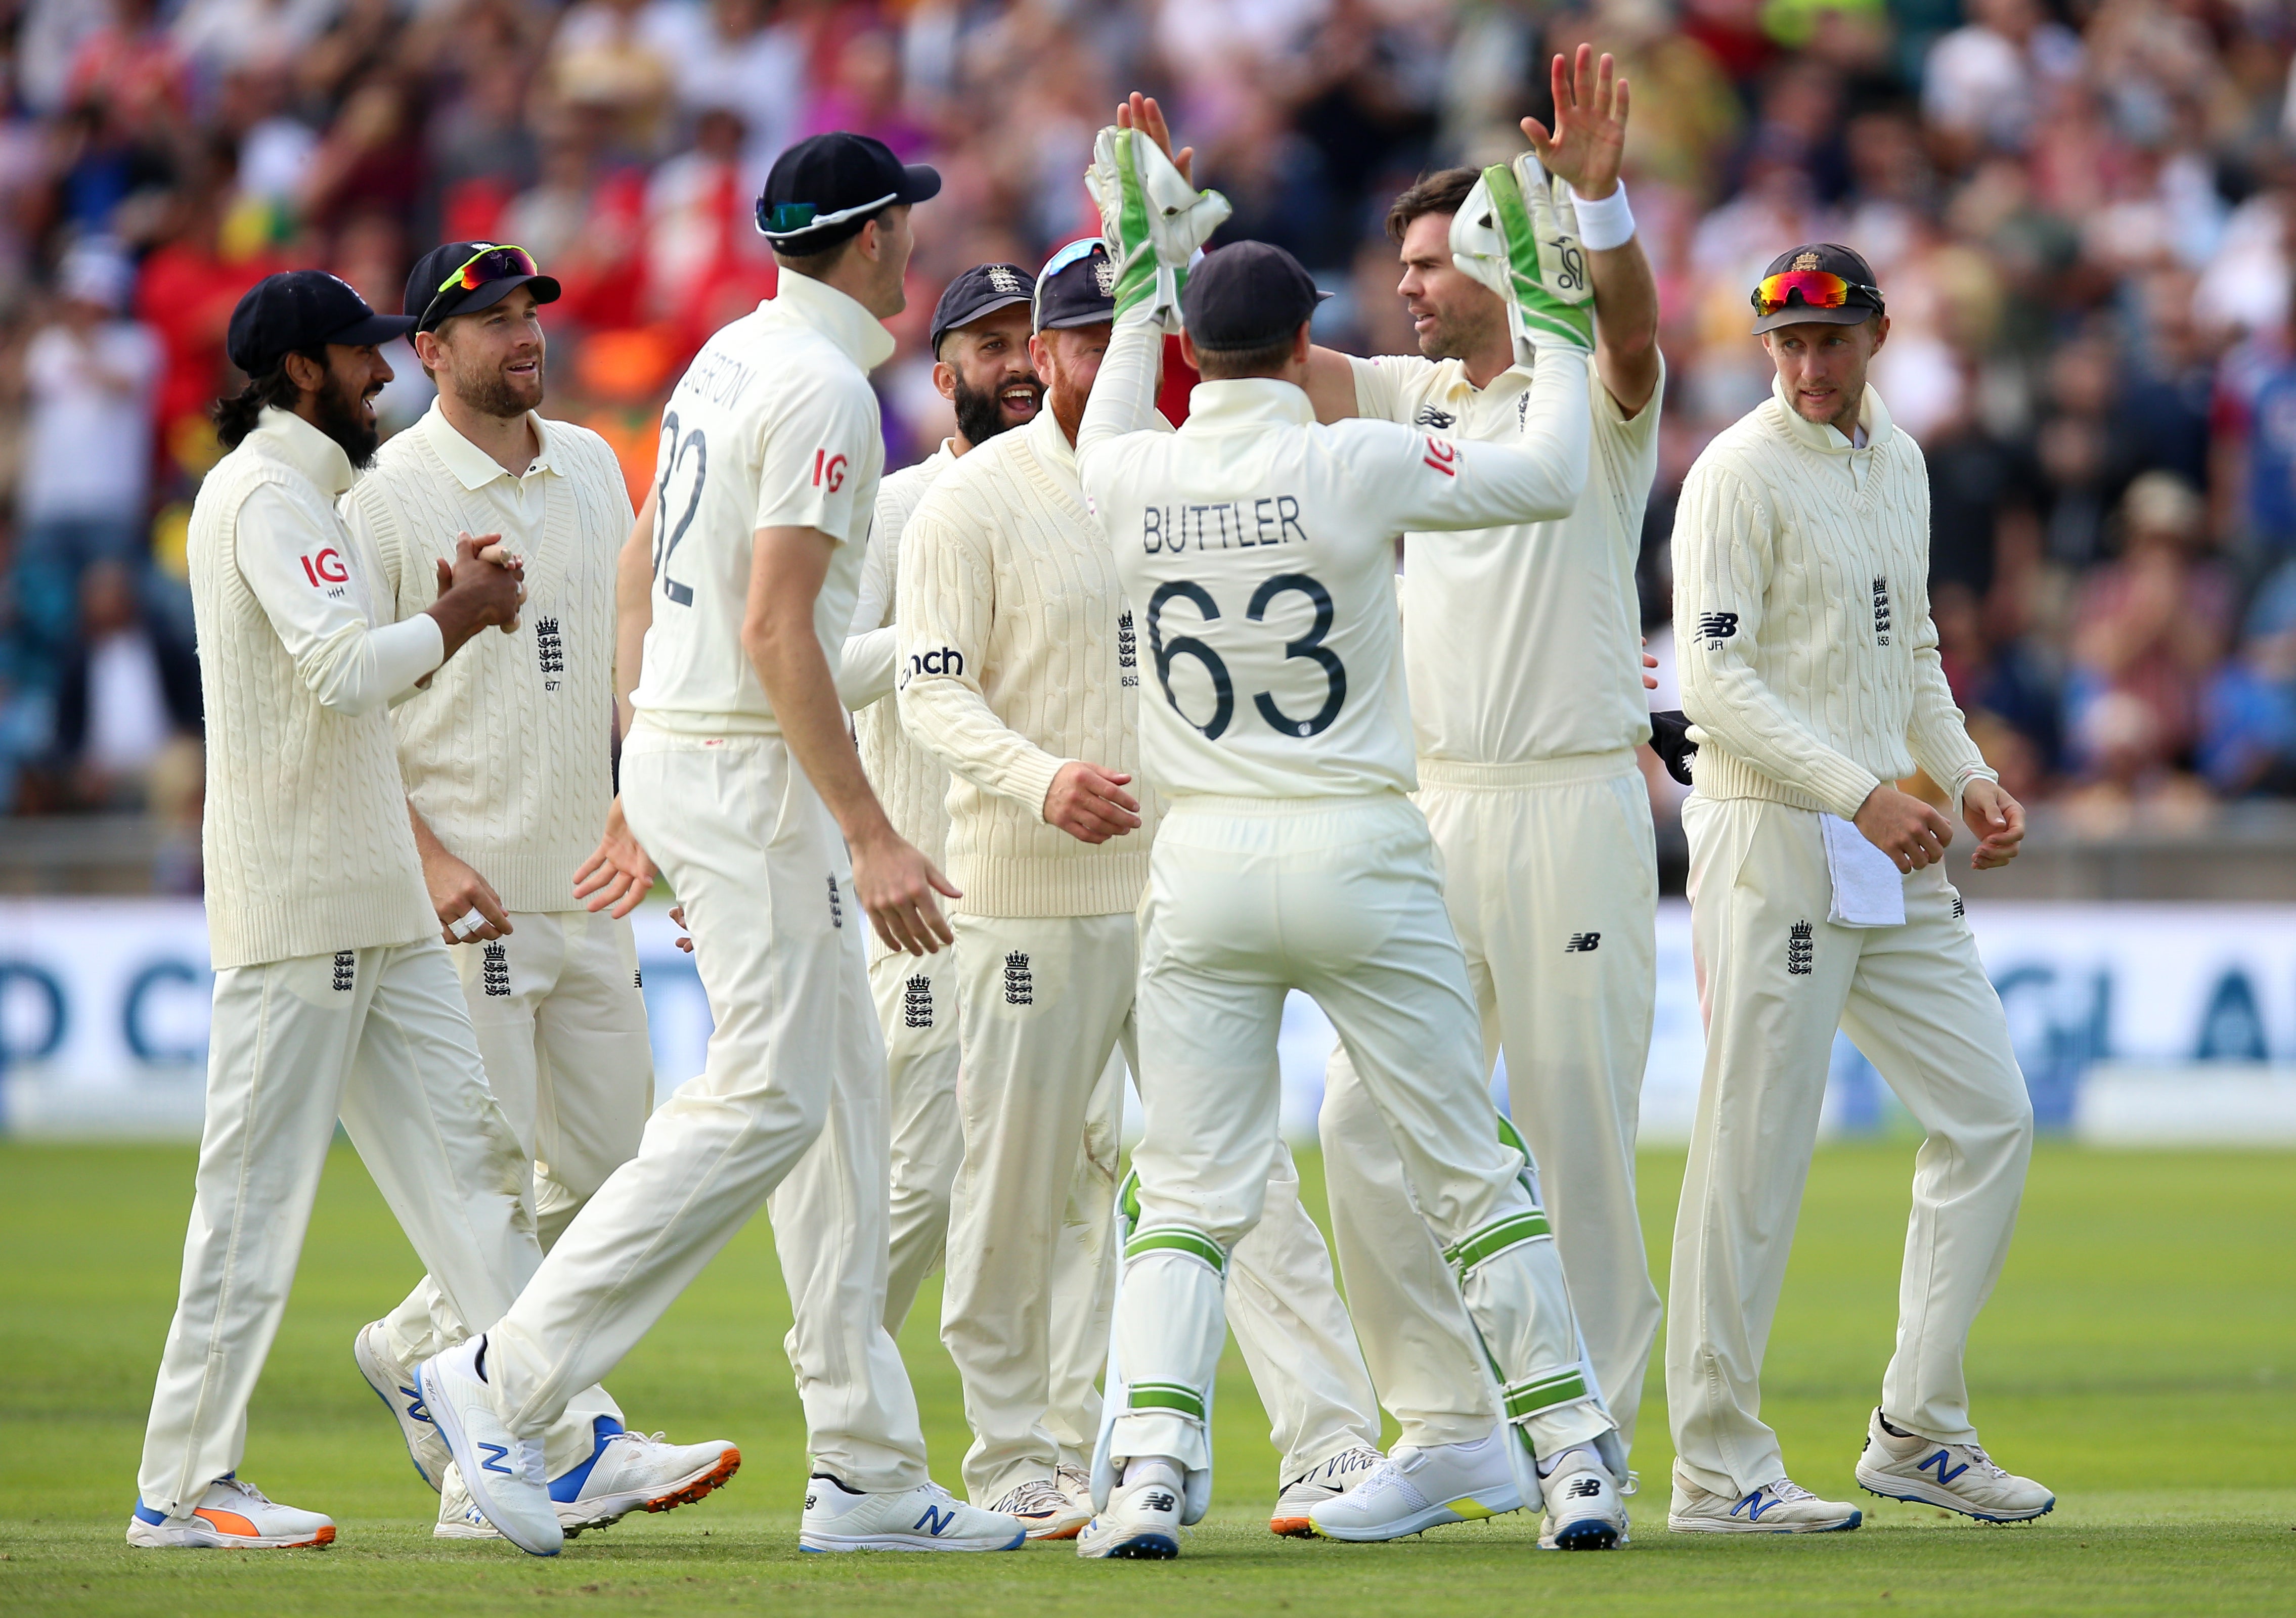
[930, 262, 1035, 353]
[226, 269, 415, 375]
[1749, 242, 1886, 334]
[406, 240, 562, 334]
[1180, 240, 1329, 351]
[756, 132, 941, 253]
[1032, 238, 1117, 333]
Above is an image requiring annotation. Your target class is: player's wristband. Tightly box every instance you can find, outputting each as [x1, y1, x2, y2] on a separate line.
[1567, 182, 1635, 251]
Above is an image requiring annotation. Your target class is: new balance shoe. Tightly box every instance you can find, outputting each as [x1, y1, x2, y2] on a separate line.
[551, 1420, 741, 1536]
[799, 1474, 1026, 1552]
[1853, 1409, 2054, 1522]
[1270, 1443, 1383, 1537]
[353, 1320, 449, 1489]
[1307, 1430, 1522, 1542]
[1076, 1458, 1185, 1559]
[1667, 1467, 1862, 1534]
[416, 1336, 561, 1556]
[127, 1476, 334, 1548]
[434, 1464, 499, 1540]
[1536, 1446, 1628, 1549]
[990, 1476, 1090, 1541]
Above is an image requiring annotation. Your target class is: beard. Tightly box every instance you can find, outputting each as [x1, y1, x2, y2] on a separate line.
[314, 371, 382, 470]
[951, 371, 1031, 446]
[452, 355, 544, 420]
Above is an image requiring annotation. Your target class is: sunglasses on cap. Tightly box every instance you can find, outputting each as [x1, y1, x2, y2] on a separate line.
[1751, 269, 1883, 320]
[420, 244, 539, 328]
[1034, 237, 1108, 307]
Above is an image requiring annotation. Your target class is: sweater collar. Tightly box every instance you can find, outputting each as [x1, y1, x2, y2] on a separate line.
[245, 406, 357, 498]
[417, 399, 562, 490]
[1183, 377, 1315, 430]
[1028, 403, 1079, 476]
[765, 270, 897, 373]
[1770, 373, 1893, 454]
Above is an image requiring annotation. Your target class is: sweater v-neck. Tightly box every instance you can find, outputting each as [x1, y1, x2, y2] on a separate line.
[1767, 375, 1891, 506]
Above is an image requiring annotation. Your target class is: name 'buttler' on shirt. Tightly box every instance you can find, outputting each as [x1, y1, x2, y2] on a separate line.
[1140, 494, 1312, 554]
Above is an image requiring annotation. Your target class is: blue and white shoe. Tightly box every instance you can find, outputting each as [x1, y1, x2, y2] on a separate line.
[1666, 1466, 1861, 1534]
[127, 1476, 335, 1548]
[798, 1474, 1026, 1552]
[354, 1321, 449, 1490]
[552, 1419, 741, 1536]
[1854, 1409, 2054, 1522]
[434, 1464, 499, 1540]
[1307, 1431, 1521, 1542]
[1536, 1446, 1628, 1549]
[415, 1336, 560, 1557]
[1077, 1459, 1187, 1559]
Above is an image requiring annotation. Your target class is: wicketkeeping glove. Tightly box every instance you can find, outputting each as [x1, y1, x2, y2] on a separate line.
[1650, 709, 1699, 786]
[1450, 152, 1595, 362]
[1086, 124, 1232, 331]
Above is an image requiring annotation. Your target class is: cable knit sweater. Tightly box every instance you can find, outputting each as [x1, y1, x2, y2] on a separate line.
[191, 412, 434, 968]
[1671, 376, 1995, 820]
[342, 405, 635, 915]
[897, 408, 1159, 918]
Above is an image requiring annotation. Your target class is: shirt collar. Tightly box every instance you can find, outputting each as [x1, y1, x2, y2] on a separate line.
[765, 270, 898, 373]
[246, 406, 356, 498]
[418, 400, 560, 490]
[1182, 377, 1316, 430]
[1771, 373, 1894, 453]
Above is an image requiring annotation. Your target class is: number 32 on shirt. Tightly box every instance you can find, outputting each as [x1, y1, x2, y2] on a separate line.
[1146, 573, 1346, 740]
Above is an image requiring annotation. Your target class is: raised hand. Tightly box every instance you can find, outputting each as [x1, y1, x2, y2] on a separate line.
[1116, 92, 1194, 187]
[1521, 44, 1630, 201]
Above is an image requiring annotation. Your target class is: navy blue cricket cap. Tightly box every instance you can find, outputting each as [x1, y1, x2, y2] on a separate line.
[1180, 241, 1329, 351]
[756, 132, 941, 254]
[1033, 237, 1118, 333]
[406, 240, 561, 334]
[930, 262, 1034, 353]
[226, 269, 415, 375]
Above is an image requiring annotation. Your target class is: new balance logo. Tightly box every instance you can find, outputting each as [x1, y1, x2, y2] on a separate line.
[479, 1442, 512, 1475]
[1697, 611, 1739, 644]
[903, 974, 934, 1029]
[1787, 921, 1814, 976]
[1918, 1449, 1969, 1485]
[1003, 950, 1033, 1006]
[1734, 1489, 1778, 1520]
[399, 1385, 431, 1424]
[1565, 931, 1601, 953]
[481, 940, 510, 997]
[1951, 895, 1965, 920]
[1566, 1476, 1603, 1500]
[331, 950, 355, 992]
[914, 1503, 956, 1536]
[1413, 404, 1456, 429]
[1142, 1490, 1177, 1513]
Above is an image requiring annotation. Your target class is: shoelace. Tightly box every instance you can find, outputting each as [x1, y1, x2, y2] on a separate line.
[1763, 1478, 1818, 1504]
[1003, 1479, 1068, 1517]
[215, 1477, 276, 1508]
[1959, 1445, 2012, 1481]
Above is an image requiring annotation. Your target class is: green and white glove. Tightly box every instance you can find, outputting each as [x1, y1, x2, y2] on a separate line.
[1086, 124, 1232, 331]
[1450, 152, 1595, 362]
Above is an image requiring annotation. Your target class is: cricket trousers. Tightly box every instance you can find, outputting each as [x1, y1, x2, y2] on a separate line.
[378, 907, 655, 1476]
[1668, 793, 2033, 1498]
[1107, 794, 1611, 1490]
[479, 727, 931, 1492]
[137, 937, 539, 1516]
[943, 910, 1380, 1506]
[1321, 751, 1663, 1451]
[869, 946, 961, 1334]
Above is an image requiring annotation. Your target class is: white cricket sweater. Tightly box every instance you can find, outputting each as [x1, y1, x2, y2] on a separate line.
[190, 411, 435, 968]
[342, 404, 635, 916]
[1671, 376, 1995, 820]
[849, 443, 956, 954]
[897, 408, 1158, 918]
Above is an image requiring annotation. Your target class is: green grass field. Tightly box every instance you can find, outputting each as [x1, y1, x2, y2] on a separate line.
[2, 1140, 2290, 1616]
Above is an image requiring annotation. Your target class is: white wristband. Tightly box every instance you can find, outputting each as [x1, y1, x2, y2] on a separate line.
[1566, 182, 1635, 252]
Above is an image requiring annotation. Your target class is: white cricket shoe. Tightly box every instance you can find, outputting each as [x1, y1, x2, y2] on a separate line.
[435, 1464, 499, 1540]
[353, 1320, 449, 1490]
[416, 1336, 561, 1556]
[1536, 1446, 1628, 1550]
[1853, 1409, 2054, 1522]
[1270, 1443, 1383, 1537]
[1056, 1463, 1095, 1522]
[990, 1476, 1090, 1541]
[127, 1476, 335, 1549]
[1307, 1430, 1522, 1542]
[1667, 1467, 1862, 1534]
[799, 1474, 1026, 1552]
[1076, 1458, 1185, 1559]
[552, 1420, 741, 1536]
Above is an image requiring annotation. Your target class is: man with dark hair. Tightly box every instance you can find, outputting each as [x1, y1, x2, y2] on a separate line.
[413, 132, 1025, 1558]
[1663, 242, 2051, 1532]
[341, 242, 738, 1543]
[1295, 48, 1663, 1547]
[131, 269, 533, 1549]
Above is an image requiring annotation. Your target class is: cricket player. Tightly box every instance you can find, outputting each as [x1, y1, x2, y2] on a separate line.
[1072, 116, 1625, 1559]
[899, 226, 1383, 1539]
[412, 132, 1025, 1558]
[1299, 50, 1664, 1545]
[843, 262, 1046, 1335]
[339, 241, 736, 1541]
[1664, 243, 2052, 1531]
[131, 269, 534, 1548]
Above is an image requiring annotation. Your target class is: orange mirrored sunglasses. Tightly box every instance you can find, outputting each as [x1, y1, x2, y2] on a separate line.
[1751, 269, 1882, 319]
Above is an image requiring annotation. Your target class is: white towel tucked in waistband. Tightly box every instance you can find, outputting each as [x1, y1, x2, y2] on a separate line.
[1820, 813, 1907, 927]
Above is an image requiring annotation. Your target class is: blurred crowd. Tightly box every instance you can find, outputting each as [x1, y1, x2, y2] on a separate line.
[2, 0, 2294, 864]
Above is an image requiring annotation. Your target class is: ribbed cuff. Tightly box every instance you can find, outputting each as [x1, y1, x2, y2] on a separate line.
[1008, 749, 1067, 826]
